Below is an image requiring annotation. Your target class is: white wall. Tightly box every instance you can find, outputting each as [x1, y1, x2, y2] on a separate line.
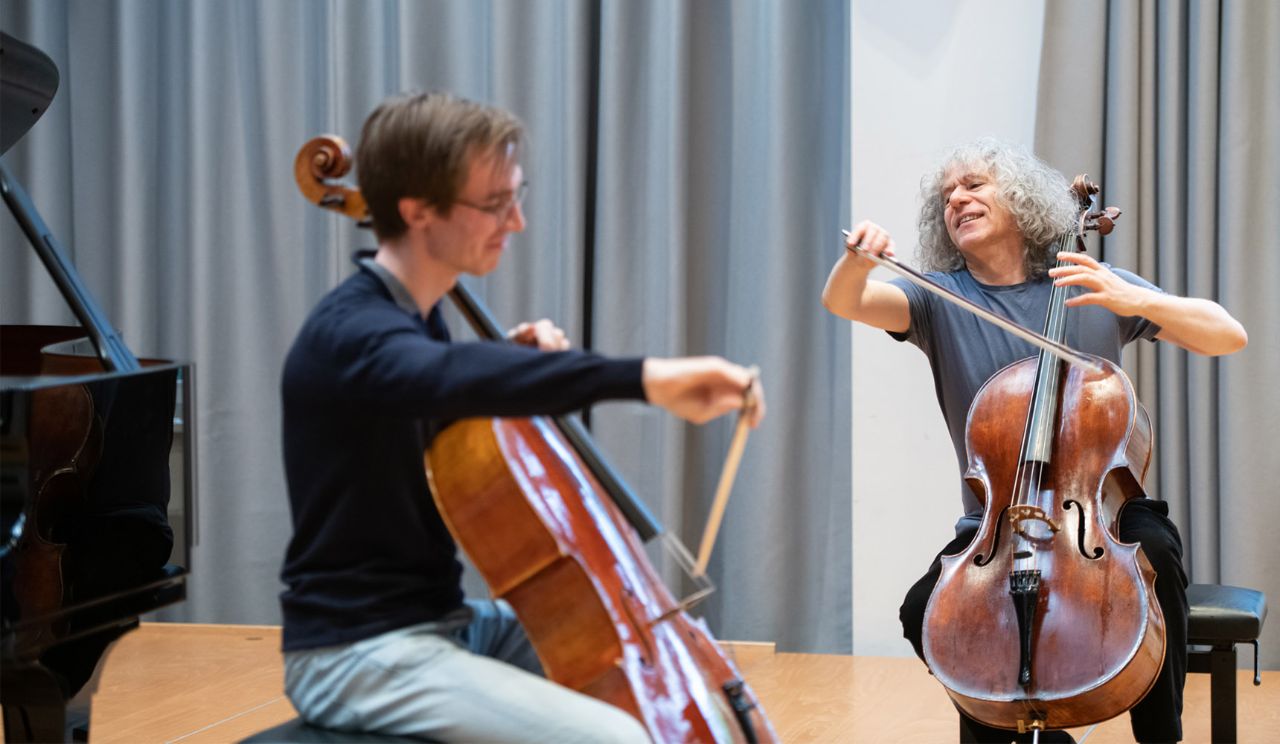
[848, 0, 1046, 657]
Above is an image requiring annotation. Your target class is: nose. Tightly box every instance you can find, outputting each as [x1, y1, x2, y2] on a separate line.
[504, 200, 526, 233]
[947, 187, 969, 210]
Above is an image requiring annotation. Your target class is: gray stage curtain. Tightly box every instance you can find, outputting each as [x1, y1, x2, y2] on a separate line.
[0, 0, 850, 653]
[589, 2, 852, 652]
[1035, 0, 1280, 668]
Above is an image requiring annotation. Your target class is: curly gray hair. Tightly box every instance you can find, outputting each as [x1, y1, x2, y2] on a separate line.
[916, 138, 1078, 279]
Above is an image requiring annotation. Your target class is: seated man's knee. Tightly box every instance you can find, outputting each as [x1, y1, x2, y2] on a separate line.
[899, 589, 929, 658]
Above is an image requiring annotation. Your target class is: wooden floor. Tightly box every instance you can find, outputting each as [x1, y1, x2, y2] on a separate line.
[54, 623, 1280, 742]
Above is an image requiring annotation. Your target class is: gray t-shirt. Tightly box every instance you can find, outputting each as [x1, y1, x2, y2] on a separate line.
[889, 266, 1162, 517]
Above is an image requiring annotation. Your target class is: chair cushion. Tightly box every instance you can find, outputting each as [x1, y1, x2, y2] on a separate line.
[1186, 583, 1268, 642]
[240, 717, 423, 743]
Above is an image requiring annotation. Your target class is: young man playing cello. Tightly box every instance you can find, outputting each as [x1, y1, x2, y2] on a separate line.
[279, 91, 764, 743]
[822, 139, 1246, 743]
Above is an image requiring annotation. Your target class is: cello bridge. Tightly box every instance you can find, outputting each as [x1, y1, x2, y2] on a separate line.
[1009, 505, 1059, 539]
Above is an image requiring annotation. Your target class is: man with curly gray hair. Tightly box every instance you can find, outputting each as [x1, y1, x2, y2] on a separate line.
[823, 138, 1247, 743]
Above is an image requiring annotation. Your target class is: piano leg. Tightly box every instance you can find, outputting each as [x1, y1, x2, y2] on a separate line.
[0, 623, 134, 743]
[1, 662, 72, 743]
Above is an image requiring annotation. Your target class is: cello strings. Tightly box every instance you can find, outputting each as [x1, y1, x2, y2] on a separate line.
[1012, 379, 1036, 571]
[1021, 233, 1075, 575]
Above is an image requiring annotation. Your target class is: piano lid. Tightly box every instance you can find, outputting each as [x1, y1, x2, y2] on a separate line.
[0, 32, 59, 156]
[0, 30, 138, 373]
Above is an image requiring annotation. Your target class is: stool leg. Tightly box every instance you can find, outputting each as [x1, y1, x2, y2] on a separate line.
[1208, 644, 1237, 743]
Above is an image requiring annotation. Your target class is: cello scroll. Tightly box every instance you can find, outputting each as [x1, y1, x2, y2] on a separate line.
[1070, 175, 1121, 237]
[293, 135, 369, 225]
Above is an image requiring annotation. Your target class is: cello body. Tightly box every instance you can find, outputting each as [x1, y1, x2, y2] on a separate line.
[428, 416, 776, 744]
[922, 354, 1166, 730]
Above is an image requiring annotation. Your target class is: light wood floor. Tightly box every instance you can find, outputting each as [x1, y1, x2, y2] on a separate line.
[54, 623, 1280, 742]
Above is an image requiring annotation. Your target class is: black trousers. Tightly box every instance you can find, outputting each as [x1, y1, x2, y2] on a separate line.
[899, 499, 1188, 744]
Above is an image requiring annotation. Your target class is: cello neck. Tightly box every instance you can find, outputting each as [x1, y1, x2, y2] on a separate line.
[1023, 174, 1118, 466]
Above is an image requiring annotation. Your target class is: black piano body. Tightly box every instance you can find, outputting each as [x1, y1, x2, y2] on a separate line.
[1, 30, 196, 743]
[0, 333, 195, 741]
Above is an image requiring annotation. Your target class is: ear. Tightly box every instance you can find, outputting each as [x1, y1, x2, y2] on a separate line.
[397, 197, 436, 231]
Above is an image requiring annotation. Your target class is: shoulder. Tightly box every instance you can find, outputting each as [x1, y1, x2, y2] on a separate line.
[291, 273, 416, 359]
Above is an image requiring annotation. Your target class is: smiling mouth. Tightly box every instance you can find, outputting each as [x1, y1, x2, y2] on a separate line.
[956, 214, 982, 229]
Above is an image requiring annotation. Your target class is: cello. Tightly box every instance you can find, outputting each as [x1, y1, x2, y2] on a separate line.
[875, 177, 1164, 737]
[294, 135, 778, 744]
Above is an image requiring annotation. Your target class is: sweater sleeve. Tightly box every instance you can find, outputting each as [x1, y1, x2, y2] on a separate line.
[288, 299, 646, 419]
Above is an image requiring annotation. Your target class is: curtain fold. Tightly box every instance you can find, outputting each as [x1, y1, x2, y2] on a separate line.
[1, 0, 851, 653]
[1035, 0, 1280, 668]
[590, 0, 852, 652]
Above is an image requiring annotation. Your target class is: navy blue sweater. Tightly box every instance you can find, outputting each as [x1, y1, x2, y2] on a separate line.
[279, 261, 645, 651]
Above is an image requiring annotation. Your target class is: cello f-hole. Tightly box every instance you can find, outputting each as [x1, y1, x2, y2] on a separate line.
[1064, 499, 1104, 559]
[973, 505, 1010, 567]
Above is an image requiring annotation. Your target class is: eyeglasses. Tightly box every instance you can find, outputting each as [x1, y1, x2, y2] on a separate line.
[453, 181, 528, 222]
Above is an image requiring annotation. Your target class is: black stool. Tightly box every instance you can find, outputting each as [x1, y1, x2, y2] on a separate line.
[1186, 583, 1268, 743]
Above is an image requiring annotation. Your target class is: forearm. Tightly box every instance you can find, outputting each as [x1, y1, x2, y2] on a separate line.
[821, 252, 910, 332]
[821, 251, 872, 318]
[1141, 291, 1248, 356]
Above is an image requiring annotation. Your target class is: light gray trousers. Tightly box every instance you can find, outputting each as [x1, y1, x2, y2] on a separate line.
[284, 600, 651, 743]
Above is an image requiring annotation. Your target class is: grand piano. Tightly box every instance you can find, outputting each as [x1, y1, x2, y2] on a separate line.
[1, 31, 195, 742]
